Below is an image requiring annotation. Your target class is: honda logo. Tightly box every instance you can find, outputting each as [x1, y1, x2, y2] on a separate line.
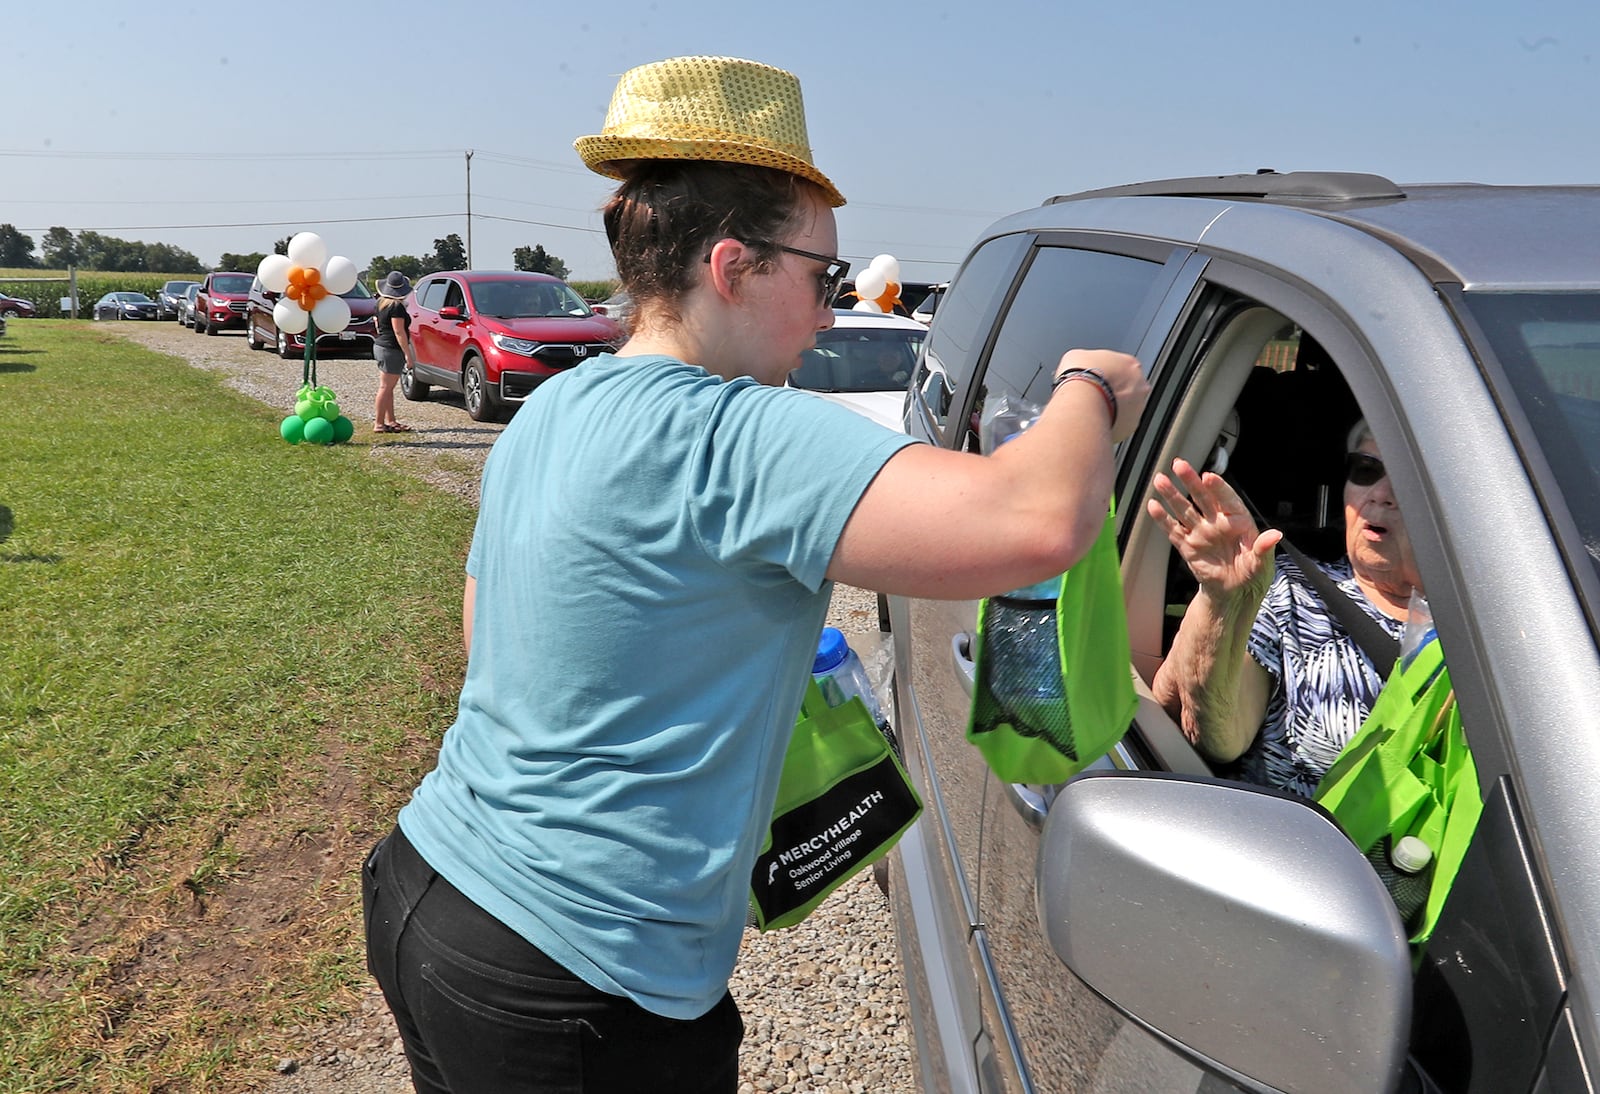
[573, 344, 588, 358]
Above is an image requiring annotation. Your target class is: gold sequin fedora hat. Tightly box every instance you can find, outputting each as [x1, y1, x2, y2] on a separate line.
[575, 55, 845, 207]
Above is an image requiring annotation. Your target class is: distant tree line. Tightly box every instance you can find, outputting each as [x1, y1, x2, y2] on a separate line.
[365, 235, 569, 283]
[0, 224, 204, 273]
[0, 223, 573, 284]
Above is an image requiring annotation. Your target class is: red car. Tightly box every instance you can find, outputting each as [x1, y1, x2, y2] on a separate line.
[192, 271, 254, 335]
[0, 293, 36, 319]
[402, 270, 623, 422]
[244, 276, 379, 359]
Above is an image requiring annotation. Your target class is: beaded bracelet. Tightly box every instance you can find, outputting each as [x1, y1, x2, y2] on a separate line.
[1050, 367, 1118, 428]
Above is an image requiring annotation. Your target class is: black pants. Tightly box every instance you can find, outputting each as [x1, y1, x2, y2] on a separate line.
[363, 827, 743, 1094]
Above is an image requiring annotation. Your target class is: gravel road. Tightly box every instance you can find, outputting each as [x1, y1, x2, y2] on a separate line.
[112, 322, 919, 1094]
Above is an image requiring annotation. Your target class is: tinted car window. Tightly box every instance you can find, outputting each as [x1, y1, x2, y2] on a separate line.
[913, 233, 1029, 438]
[971, 247, 1168, 450]
[1463, 291, 1600, 585]
[442, 281, 466, 311]
[418, 280, 447, 311]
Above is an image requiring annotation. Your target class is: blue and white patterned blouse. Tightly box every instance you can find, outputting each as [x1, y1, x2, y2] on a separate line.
[1225, 553, 1405, 798]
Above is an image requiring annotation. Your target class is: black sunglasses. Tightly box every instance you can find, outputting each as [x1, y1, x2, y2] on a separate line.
[704, 241, 850, 305]
[1345, 452, 1387, 487]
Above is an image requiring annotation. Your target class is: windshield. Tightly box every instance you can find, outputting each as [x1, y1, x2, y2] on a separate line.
[1464, 291, 1600, 578]
[791, 326, 926, 393]
[469, 279, 591, 318]
[118, 293, 153, 303]
[211, 274, 253, 293]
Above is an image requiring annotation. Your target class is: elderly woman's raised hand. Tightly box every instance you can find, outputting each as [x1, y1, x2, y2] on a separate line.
[1146, 458, 1283, 601]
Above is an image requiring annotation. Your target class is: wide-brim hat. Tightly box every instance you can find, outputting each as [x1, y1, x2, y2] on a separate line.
[575, 56, 844, 207]
[380, 271, 413, 297]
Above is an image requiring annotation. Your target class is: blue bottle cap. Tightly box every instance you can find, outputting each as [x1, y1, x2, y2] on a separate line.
[813, 626, 849, 674]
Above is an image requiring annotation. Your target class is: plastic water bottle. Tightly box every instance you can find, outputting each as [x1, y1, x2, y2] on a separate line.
[1368, 834, 1435, 931]
[812, 627, 883, 725]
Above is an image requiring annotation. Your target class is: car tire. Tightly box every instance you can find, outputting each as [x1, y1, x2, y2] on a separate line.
[277, 331, 297, 360]
[400, 363, 431, 402]
[246, 320, 264, 351]
[463, 355, 498, 422]
[204, 315, 216, 336]
[2, 308, 17, 319]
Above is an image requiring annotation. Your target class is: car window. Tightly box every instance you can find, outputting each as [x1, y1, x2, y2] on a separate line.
[441, 281, 466, 312]
[794, 326, 924, 392]
[1460, 292, 1600, 588]
[911, 232, 1029, 439]
[418, 280, 447, 312]
[969, 246, 1169, 452]
[211, 274, 252, 294]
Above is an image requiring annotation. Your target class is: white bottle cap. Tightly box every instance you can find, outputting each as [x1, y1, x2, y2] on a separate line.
[1391, 835, 1434, 874]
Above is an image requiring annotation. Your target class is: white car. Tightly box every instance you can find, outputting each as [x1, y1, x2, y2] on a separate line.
[788, 309, 926, 431]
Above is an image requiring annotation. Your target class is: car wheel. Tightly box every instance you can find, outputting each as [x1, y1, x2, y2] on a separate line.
[204, 315, 216, 335]
[400, 363, 431, 402]
[277, 331, 298, 360]
[2, 308, 17, 319]
[246, 320, 264, 351]
[463, 355, 498, 422]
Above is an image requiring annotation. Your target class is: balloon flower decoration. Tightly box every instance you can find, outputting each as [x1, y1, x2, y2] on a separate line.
[259, 232, 358, 446]
[848, 253, 904, 314]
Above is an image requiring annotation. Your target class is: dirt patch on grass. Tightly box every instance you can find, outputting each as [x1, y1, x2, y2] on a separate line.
[26, 728, 428, 1093]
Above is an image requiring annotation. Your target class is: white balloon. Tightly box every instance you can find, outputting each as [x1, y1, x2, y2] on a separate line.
[854, 268, 888, 301]
[322, 255, 358, 295]
[852, 298, 884, 313]
[274, 298, 309, 334]
[258, 253, 293, 293]
[869, 253, 901, 285]
[311, 293, 351, 334]
[287, 232, 328, 271]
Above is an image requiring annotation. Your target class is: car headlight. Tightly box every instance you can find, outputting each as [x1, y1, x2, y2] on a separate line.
[490, 332, 541, 357]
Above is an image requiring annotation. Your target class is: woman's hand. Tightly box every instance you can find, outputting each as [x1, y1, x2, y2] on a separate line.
[1146, 458, 1282, 601]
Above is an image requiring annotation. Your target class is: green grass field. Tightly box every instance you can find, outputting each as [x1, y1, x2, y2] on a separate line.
[0, 322, 478, 1090]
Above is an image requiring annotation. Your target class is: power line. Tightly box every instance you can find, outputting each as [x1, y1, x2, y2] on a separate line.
[15, 213, 463, 234]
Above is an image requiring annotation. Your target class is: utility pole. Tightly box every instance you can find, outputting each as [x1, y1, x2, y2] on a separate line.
[465, 149, 474, 270]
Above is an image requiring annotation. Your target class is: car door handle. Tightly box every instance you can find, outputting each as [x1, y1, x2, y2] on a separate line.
[1004, 781, 1051, 831]
[951, 632, 976, 697]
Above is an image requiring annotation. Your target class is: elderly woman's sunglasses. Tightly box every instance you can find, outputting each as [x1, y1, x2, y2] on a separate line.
[704, 242, 850, 305]
[1345, 452, 1388, 487]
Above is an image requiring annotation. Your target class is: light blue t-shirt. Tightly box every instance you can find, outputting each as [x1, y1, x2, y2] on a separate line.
[398, 353, 915, 1019]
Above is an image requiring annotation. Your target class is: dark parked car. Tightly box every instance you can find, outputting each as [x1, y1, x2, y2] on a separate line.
[887, 172, 1600, 1094]
[177, 284, 202, 328]
[244, 276, 378, 359]
[192, 271, 253, 335]
[0, 293, 37, 319]
[156, 280, 199, 321]
[92, 292, 159, 321]
[403, 270, 623, 422]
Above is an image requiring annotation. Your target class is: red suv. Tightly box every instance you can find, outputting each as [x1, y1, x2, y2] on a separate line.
[402, 270, 623, 421]
[192, 271, 254, 335]
[244, 275, 379, 359]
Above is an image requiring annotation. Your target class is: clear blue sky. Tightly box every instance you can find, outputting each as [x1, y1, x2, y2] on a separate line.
[6, 1, 1597, 284]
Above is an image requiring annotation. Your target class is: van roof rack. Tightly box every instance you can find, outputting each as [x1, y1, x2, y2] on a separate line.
[1046, 170, 1405, 206]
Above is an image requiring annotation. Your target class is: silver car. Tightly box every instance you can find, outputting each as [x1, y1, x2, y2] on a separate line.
[157, 279, 199, 321]
[887, 172, 1600, 1094]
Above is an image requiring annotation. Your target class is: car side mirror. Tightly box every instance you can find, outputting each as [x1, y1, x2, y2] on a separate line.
[1037, 772, 1413, 1094]
[439, 306, 464, 321]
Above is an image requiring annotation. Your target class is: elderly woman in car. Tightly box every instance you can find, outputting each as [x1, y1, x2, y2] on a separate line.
[1146, 419, 1423, 797]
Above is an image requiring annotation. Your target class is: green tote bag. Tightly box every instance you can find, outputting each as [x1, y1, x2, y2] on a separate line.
[965, 502, 1137, 784]
[1314, 636, 1482, 947]
[749, 679, 922, 931]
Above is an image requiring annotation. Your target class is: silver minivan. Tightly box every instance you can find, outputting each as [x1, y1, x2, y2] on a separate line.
[886, 172, 1600, 1094]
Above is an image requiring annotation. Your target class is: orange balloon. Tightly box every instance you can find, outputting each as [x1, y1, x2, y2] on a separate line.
[302, 267, 321, 287]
